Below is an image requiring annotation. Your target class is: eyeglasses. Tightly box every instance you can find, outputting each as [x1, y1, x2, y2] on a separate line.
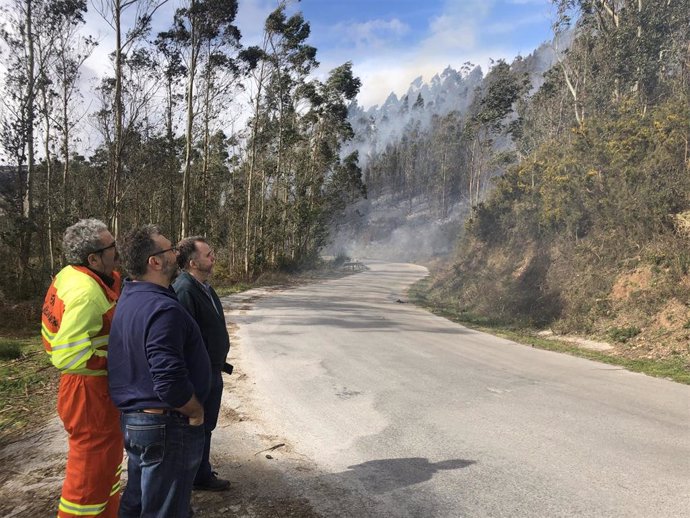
[92, 241, 117, 255]
[148, 246, 177, 259]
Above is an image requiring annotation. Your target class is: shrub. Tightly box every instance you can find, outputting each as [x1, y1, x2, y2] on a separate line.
[0, 341, 22, 360]
[608, 326, 641, 343]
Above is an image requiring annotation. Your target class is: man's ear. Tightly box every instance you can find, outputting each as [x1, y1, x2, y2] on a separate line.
[147, 255, 160, 271]
[86, 253, 100, 268]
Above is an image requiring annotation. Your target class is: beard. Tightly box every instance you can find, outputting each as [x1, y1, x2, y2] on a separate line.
[197, 262, 214, 275]
[162, 255, 180, 284]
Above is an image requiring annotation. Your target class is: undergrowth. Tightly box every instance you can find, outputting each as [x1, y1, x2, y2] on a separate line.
[0, 337, 59, 445]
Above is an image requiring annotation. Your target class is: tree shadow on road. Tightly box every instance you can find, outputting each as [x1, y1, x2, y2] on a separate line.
[324, 457, 476, 494]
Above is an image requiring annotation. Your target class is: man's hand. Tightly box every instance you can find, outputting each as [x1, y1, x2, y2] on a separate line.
[189, 415, 204, 427]
[176, 394, 204, 426]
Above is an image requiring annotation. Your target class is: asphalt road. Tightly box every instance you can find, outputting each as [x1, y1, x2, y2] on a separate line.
[233, 260, 690, 517]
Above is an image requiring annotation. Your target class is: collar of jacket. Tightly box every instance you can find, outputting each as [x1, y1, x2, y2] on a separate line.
[122, 279, 178, 298]
[70, 265, 121, 301]
[179, 270, 209, 290]
[86, 266, 116, 289]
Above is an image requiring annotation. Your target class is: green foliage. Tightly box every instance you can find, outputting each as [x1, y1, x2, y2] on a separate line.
[451, 95, 690, 330]
[474, 60, 530, 132]
[0, 341, 22, 361]
[608, 326, 641, 343]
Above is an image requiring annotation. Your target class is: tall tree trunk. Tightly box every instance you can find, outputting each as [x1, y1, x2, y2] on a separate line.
[41, 81, 55, 274]
[61, 78, 70, 217]
[23, 0, 35, 221]
[20, 0, 37, 289]
[244, 58, 267, 276]
[165, 73, 177, 240]
[112, 0, 123, 236]
[181, 6, 197, 237]
[202, 84, 211, 236]
[201, 49, 213, 237]
[441, 149, 447, 219]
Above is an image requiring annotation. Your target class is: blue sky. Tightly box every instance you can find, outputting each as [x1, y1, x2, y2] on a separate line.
[77, 0, 556, 110]
[236, 0, 557, 107]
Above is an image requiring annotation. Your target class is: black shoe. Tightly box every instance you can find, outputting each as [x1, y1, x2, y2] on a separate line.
[193, 472, 231, 492]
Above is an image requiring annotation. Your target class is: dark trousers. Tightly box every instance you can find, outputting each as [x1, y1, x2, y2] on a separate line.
[194, 368, 223, 484]
[119, 412, 204, 518]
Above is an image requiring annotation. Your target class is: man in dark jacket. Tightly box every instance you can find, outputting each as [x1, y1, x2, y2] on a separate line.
[108, 225, 211, 517]
[173, 236, 231, 491]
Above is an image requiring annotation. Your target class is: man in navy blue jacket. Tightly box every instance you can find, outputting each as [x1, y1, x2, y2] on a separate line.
[173, 237, 231, 492]
[108, 225, 211, 518]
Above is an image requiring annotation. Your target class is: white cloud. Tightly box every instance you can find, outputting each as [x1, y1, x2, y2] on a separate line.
[421, 14, 476, 51]
[235, 0, 275, 45]
[344, 0, 500, 106]
[486, 12, 548, 35]
[335, 18, 409, 50]
[417, 0, 493, 56]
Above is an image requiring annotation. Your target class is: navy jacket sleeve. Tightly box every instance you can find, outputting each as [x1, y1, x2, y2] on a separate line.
[145, 306, 195, 408]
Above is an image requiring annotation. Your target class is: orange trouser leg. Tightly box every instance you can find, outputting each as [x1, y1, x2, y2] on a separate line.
[56, 374, 123, 518]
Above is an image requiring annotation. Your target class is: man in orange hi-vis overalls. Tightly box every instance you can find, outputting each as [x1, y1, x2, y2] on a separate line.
[42, 219, 123, 518]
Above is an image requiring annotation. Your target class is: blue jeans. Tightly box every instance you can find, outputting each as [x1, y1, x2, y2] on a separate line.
[119, 412, 204, 518]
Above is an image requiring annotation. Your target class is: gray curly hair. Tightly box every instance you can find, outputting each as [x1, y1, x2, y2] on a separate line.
[62, 219, 109, 265]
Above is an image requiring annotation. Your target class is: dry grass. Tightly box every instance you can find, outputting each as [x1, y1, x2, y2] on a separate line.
[0, 337, 59, 446]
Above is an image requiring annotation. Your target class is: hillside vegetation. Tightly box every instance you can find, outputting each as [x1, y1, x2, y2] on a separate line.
[424, 1, 690, 366]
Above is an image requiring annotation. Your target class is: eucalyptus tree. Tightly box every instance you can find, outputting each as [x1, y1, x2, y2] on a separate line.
[464, 60, 529, 205]
[0, 0, 42, 291]
[551, 0, 690, 116]
[429, 112, 463, 218]
[241, 3, 317, 274]
[92, 0, 170, 236]
[152, 36, 185, 238]
[324, 150, 366, 219]
[92, 45, 164, 233]
[32, 0, 93, 274]
[294, 61, 361, 260]
[400, 119, 422, 212]
[259, 5, 317, 266]
[52, 11, 96, 219]
[242, 40, 269, 275]
[157, 0, 241, 237]
[196, 56, 239, 234]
